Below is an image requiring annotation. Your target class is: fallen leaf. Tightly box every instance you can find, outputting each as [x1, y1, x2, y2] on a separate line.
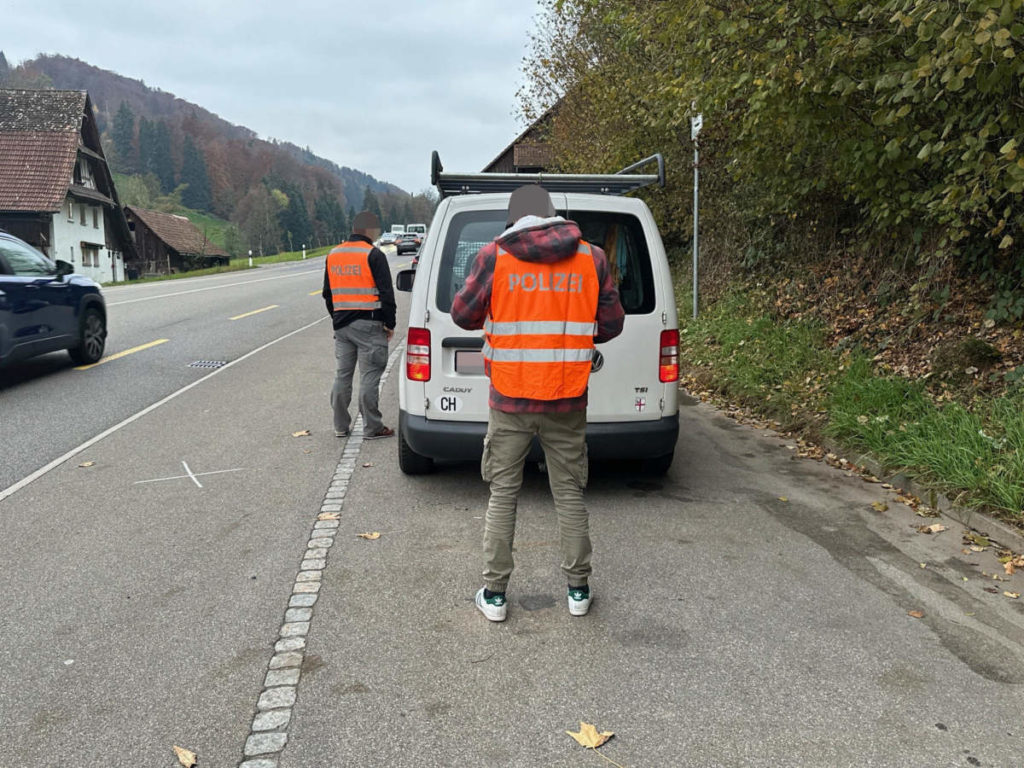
[317, 512, 340, 520]
[356, 532, 381, 540]
[881, 483, 894, 490]
[292, 429, 310, 437]
[1005, 561, 1016, 576]
[1004, 591, 1021, 599]
[78, 461, 95, 468]
[969, 545, 986, 553]
[908, 610, 924, 619]
[964, 533, 991, 548]
[916, 523, 947, 534]
[871, 501, 888, 512]
[362, 462, 374, 468]
[778, 496, 788, 502]
[567, 721, 614, 749]
[172, 746, 197, 767]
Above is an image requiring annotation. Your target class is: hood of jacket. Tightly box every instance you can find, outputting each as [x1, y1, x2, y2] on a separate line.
[495, 216, 582, 265]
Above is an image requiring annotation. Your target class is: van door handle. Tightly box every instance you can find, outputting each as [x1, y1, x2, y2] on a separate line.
[441, 337, 484, 349]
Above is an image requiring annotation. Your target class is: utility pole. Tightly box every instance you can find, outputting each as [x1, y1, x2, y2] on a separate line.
[691, 106, 703, 320]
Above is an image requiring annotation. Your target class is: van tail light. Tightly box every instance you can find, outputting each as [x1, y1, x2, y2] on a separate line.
[659, 329, 679, 383]
[407, 327, 431, 381]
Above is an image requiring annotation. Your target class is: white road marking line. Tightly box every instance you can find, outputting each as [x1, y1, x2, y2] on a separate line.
[0, 317, 329, 504]
[106, 270, 321, 306]
[181, 460, 203, 488]
[134, 467, 247, 485]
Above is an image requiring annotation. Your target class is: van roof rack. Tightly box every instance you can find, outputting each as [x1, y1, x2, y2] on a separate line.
[431, 151, 665, 199]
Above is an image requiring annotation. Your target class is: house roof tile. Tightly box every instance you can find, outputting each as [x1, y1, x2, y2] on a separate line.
[126, 206, 230, 258]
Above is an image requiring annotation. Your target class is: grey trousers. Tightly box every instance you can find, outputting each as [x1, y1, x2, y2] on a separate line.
[331, 319, 388, 436]
[480, 408, 591, 593]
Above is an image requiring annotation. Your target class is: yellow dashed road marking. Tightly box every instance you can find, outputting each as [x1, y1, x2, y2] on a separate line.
[230, 304, 279, 320]
[75, 338, 169, 371]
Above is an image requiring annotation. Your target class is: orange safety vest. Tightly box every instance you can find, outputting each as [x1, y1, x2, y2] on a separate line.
[483, 241, 599, 400]
[326, 241, 381, 312]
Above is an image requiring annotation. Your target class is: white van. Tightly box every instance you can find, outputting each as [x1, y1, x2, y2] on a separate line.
[395, 152, 678, 474]
[405, 223, 427, 237]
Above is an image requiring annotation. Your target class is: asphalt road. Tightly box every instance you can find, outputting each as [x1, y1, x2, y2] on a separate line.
[1, 249, 1022, 767]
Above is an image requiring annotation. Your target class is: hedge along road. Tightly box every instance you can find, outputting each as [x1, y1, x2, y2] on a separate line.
[0, 258, 340, 497]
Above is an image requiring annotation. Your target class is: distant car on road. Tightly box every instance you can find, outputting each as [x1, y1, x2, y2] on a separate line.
[395, 233, 422, 255]
[0, 230, 107, 367]
[377, 232, 400, 247]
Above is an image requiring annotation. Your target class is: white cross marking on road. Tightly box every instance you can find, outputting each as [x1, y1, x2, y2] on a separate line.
[134, 463, 248, 488]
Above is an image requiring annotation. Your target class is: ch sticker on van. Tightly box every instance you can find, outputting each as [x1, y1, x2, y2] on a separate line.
[436, 394, 463, 413]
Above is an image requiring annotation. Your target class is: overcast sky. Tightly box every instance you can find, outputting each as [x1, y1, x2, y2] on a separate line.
[3, 0, 545, 194]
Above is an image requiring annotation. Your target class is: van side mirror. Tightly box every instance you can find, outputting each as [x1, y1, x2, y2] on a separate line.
[395, 269, 415, 292]
[54, 260, 74, 279]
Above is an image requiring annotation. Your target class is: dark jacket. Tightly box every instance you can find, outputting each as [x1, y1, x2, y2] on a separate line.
[451, 217, 625, 413]
[322, 234, 396, 330]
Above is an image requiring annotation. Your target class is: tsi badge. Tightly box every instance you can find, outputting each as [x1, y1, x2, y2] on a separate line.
[437, 394, 463, 414]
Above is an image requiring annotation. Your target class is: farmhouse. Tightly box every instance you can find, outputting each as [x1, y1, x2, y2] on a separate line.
[124, 205, 229, 276]
[0, 88, 135, 282]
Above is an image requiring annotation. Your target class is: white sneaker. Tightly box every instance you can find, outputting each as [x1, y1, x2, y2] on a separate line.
[475, 588, 507, 622]
[568, 587, 592, 616]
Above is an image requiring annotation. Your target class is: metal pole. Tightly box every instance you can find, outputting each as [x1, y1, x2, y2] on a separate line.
[693, 138, 699, 320]
[690, 110, 703, 319]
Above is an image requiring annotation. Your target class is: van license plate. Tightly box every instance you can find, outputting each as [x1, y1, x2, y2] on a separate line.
[455, 350, 485, 375]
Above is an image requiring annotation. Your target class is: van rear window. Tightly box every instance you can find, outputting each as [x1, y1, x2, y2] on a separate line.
[435, 210, 656, 315]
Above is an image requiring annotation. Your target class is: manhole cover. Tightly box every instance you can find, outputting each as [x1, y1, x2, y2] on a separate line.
[189, 360, 227, 369]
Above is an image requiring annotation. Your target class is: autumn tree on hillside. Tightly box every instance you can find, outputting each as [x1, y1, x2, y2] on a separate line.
[111, 101, 136, 172]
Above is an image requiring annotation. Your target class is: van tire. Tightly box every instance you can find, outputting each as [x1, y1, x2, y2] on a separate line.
[399, 423, 434, 475]
[642, 451, 674, 476]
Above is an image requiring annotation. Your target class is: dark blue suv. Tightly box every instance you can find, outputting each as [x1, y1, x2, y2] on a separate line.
[0, 230, 107, 367]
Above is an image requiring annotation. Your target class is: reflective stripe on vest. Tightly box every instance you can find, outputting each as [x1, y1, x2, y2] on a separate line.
[327, 241, 381, 311]
[484, 241, 599, 400]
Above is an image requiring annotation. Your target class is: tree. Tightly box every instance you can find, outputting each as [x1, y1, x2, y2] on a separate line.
[152, 121, 175, 194]
[278, 182, 312, 252]
[111, 101, 136, 171]
[233, 185, 284, 256]
[180, 135, 212, 211]
[361, 186, 383, 223]
[137, 117, 155, 178]
[0, 51, 10, 85]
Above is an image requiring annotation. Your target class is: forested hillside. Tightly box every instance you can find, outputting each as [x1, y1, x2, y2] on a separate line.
[0, 53, 436, 255]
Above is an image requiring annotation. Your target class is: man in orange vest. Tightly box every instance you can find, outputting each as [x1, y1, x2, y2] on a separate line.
[323, 210, 396, 440]
[452, 185, 625, 621]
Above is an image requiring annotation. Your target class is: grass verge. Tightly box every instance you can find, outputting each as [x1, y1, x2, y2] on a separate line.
[102, 246, 328, 287]
[678, 284, 1024, 523]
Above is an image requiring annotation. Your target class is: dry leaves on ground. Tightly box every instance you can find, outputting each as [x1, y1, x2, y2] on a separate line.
[1005, 591, 1021, 599]
[291, 429, 311, 437]
[356, 532, 381, 540]
[871, 501, 888, 512]
[317, 512, 340, 521]
[567, 721, 615, 749]
[908, 610, 925, 619]
[917, 523, 947, 534]
[172, 746, 197, 767]
[78, 461, 95, 468]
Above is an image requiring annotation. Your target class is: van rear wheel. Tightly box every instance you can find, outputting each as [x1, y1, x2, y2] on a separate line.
[398, 422, 434, 475]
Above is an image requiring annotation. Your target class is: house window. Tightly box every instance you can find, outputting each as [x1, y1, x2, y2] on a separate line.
[80, 205, 87, 226]
[81, 246, 99, 267]
[93, 208, 99, 229]
[67, 201, 74, 222]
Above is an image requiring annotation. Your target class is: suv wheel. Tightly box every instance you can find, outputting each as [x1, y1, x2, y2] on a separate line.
[398, 421, 434, 475]
[68, 307, 106, 365]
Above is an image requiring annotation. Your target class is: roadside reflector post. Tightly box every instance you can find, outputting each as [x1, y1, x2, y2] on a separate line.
[302, 243, 306, 260]
[691, 107, 702, 320]
[248, 249, 253, 267]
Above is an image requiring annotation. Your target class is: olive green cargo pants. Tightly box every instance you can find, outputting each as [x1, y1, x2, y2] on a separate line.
[481, 408, 591, 593]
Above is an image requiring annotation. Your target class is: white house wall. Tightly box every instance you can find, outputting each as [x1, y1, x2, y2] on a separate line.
[50, 197, 120, 283]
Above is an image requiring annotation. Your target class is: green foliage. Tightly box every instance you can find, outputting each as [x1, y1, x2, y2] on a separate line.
[180, 135, 212, 211]
[524, 0, 1024, 275]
